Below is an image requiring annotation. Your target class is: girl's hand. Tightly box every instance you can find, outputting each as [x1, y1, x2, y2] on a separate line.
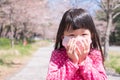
[75, 36, 91, 64]
[66, 38, 79, 64]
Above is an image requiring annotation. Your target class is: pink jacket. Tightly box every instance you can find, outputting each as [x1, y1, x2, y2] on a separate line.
[46, 48, 107, 80]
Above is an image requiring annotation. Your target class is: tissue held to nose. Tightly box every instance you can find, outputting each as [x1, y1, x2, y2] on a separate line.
[62, 36, 72, 48]
[62, 36, 92, 49]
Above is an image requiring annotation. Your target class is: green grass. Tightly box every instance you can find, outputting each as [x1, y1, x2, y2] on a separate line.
[15, 44, 32, 56]
[0, 38, 50, 67]
[105, 51, 120, 74]
[0, 38, 11, 49]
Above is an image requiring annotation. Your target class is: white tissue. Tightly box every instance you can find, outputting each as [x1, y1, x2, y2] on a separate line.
[62, 36, 72, 48]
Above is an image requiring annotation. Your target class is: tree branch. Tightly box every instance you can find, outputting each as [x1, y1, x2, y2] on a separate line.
[95, 0, 107, 14]
[113, 12, 120, 19]
[113, 4, 120, 10]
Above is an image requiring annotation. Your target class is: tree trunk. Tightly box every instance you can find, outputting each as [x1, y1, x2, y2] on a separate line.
[23, 38, 27, 46]
[104, 13, 112, 60]
[0, 25, 3, 37]
[10, 25, 14, 48]
[43, 26, 46, 40]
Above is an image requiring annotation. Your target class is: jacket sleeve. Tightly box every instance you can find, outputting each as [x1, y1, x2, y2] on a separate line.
[46, 50, 79, 80]
[79, 50, 108, 80]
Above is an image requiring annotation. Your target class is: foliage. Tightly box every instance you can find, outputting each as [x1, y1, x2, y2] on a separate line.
[96, 10, 107, 21]
[110, 14, 120, 45]
[0, 0, 57, 41]
[110, 28, 120, 45]
[0, 38, 50, 66]
[0, 38, 11, 49]
[105, 51, 120, 74]
[0, 41, 33, 66]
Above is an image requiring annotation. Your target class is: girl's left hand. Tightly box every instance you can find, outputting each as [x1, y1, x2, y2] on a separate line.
[75, 36, 91, 64]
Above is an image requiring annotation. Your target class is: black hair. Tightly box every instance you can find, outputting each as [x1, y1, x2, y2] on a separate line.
[54, 8, 104, 62]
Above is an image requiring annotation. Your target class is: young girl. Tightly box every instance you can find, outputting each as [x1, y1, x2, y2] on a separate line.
[46, 8, 107, 80]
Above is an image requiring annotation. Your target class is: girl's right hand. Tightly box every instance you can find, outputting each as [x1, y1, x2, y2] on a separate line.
[66, 38, 79, 64]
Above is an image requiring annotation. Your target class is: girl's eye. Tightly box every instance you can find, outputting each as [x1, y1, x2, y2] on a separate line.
[82, 34, 87, 36]
[69, 34, 75, 37]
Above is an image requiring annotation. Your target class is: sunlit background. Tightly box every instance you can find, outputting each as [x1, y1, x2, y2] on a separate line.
[0, 0, 120, 80]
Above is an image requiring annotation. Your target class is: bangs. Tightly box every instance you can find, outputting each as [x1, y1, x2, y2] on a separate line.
[64, 10, 92, 32]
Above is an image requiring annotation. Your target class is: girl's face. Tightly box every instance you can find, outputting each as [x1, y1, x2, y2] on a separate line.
[63, 28, 91, 40]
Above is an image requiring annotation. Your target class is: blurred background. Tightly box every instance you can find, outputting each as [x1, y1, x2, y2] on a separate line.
[0, 0, 120, 80]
